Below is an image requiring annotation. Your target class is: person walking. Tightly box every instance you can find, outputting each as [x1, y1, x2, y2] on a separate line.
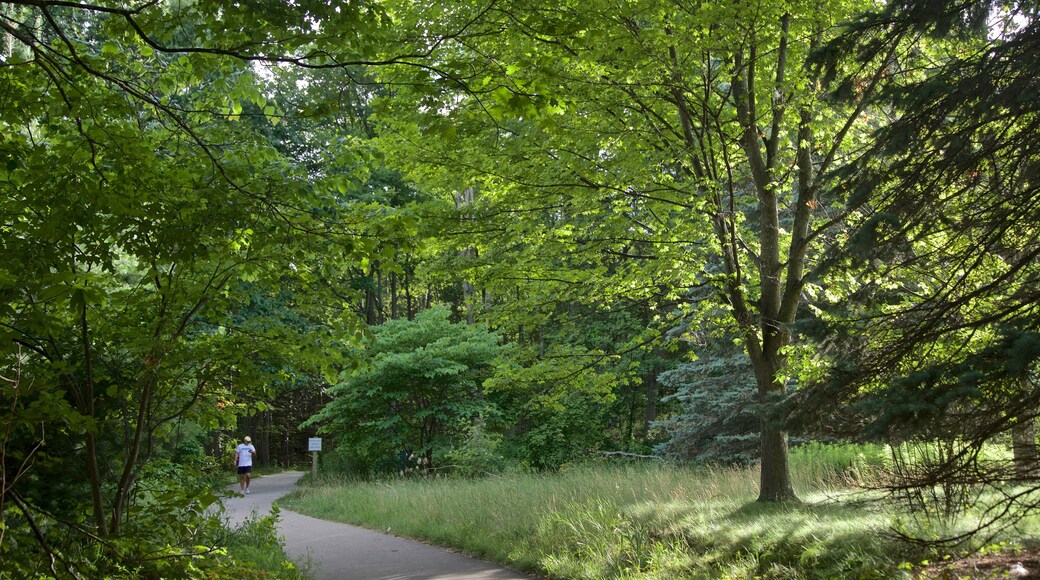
[234, 436, 257, 494]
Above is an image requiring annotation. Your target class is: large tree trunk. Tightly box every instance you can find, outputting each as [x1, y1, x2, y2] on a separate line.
[669, 10, 850, 505]
[759, 420, 796, 501]
[750, 351, 798, 502]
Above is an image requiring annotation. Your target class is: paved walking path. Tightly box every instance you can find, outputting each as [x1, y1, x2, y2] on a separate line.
[223, 471, 534, 580]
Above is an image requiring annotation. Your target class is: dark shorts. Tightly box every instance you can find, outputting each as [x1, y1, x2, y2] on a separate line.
[237, 466, 252, 475]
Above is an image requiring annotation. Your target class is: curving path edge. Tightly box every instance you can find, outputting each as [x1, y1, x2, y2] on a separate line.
[223, 471, 534, 580]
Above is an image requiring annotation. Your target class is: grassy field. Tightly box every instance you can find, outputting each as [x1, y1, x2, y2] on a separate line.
[280, 444, 1039, 578]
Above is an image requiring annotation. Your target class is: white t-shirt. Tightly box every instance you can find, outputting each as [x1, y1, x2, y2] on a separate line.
[236, 443, 256, 467]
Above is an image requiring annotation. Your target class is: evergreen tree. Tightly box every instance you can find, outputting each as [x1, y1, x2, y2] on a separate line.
[797, 0, 1040, 539]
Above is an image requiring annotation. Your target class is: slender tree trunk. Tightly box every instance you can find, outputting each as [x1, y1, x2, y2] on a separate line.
[391, 270, 399, 320]
[1013, 399, 1038, 480]
[85, 433, 106, 533]
[376, 269, 384, 324]
[78, 304, 108, 535]
[1, 3, 13, 60]
[405, 265, 414, 320]
[364, 264, 381, 325]
[283, 418, 291, 466]
[641, 370, 658, 440]
[261, 411, 271, 466]
[456, 188, 477, 323]
[110, 372, 156, 533]
[625, 383, 637, 443]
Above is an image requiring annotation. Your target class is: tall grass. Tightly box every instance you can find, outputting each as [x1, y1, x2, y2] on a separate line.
[211, 506, 308, 579]
[280, 443, 1033, 579]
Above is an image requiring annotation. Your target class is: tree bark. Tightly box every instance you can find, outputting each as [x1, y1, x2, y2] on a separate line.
[758, 418, 796, 501]
[732, 44, 800, 503]
[749, 346, 798, 502]
[110, 372, 155, 534]
[641, 370, 658, 441]
[261, 410, 272, 466]
[405, 264, 414, 320]
[1013, 416, 1038, 480]
[390, 270, 399, 320]
[456, 188, 476, 323]
[364, 265, 380, 325]
[78, 303, 108, 535]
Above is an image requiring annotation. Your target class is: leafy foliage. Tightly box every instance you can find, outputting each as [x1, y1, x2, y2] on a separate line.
[5, 0, 1040, 566]
[371, 0, 889, 500]
[304, 307, 506, 472]
[798, 0, 1040, 442]
[0, 0, 407, 571]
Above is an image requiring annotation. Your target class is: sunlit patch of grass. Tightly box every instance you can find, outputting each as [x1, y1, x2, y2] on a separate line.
[281, 446, 1039, 578]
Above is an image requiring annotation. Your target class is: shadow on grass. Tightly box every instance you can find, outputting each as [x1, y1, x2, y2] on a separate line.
[702, 500, 906, 577]
[531, 497, 906, 579]
[720, 497, 863, 519]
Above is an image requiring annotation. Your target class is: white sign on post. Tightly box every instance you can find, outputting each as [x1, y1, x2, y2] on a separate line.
[308, 437, 322, 478]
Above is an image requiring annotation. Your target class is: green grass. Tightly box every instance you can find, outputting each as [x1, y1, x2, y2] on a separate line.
[199, 505, 308, 579]
[280, 444, 1039, 579]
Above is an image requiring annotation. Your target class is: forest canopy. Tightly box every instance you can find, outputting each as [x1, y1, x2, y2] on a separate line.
[2, 0, 1039, 575]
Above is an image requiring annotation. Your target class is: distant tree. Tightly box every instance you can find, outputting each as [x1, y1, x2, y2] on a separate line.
[656, 329, 759, 465]
[303, 307, 506, 471]
[486, 331, 635, 470]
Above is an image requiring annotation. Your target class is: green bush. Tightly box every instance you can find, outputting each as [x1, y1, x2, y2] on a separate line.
[0, 458, 303, 579]
[499, 390, 613, 470]
[320, 445, 373, 478]
[206, 504, 307, 579]
[442, 419, 508, 476]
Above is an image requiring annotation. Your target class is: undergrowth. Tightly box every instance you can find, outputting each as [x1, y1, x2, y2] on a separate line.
[281, 443, 1040, 578]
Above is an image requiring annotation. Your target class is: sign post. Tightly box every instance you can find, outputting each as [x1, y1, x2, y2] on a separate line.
[308, 437, 322, 478]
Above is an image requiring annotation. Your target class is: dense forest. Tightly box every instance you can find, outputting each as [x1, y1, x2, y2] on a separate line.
[2, 0, 1039, 576]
